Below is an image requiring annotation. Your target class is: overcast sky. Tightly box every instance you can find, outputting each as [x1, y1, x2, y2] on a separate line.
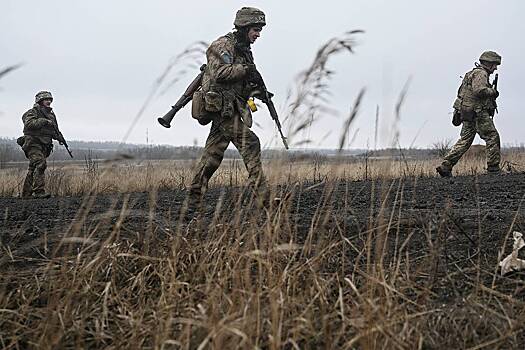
[1, 0, 524, 150]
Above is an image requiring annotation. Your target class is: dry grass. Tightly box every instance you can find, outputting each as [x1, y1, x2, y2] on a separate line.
[2, 31, 525, 349]
[1, 160, 524, 349]
[0, 64, 22, 81]
[1, 149, 525, 197]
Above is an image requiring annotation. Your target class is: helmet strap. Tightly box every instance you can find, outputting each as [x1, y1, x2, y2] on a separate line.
[234, 27, 250, 45]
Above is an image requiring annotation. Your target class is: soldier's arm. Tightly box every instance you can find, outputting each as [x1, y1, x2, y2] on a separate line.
[471, 70, 497, 98]
[55, 130, 65, 143]
[208, 39, 249, 83]
[49, 114, 63, 141]
[22, 110, 51, 130]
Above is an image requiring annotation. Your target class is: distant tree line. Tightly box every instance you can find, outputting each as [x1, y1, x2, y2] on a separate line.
[0, 138, 310, 166]
[4, 137, 521, 168]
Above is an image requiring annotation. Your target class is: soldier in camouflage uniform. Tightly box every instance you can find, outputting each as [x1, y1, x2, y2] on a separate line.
[437, 51, 502, 177]
[18, 91, 65, 198]
[188, 7, 268, 206]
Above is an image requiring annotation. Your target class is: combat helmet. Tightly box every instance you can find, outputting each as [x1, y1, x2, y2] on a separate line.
[234, 7, 266, 28]
[35, 91, 53, 103]
[479, 51, 502, 65]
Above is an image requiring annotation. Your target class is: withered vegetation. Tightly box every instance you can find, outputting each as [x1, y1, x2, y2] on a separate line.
[1, 32, 525, 350]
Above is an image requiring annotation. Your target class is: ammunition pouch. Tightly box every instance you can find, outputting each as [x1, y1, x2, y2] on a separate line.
[460, 107, 476, 122]
[19, 136, 53, 158]
[191, 90, 213, 125]
[453, 97, 476, 122]
[221, 91, 235, 119]
[204, 91, 223, 113]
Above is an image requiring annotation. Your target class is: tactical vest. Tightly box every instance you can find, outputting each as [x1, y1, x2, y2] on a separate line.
[200, 32, 255, 123]
[453, 67, 495, 120]
[22, 105, 58, 140]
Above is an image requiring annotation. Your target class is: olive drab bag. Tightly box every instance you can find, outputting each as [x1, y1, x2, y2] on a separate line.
[191, 90, 213, 126]
[452, 68, 483, 126]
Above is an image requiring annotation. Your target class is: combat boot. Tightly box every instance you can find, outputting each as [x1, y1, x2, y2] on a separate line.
[436, 163, 452, 178]
[183, 194, 203, 221]
[487, 165, 501, 174]
[32, 192, 51, 199]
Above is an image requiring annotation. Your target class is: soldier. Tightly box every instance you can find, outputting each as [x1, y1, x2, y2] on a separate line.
[436, 51, 502, 177]
[18, 91, 65, 198]
[188, 7, 268, 207]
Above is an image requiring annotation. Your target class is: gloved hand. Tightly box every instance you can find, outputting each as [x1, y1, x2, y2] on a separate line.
[244, 64, 260, 83]
[34, 118, 53, 128]
[488, 88, 499, 98]
[57, 133, 65, 145]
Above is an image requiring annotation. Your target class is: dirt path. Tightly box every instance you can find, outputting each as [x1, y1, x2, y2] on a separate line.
[1, 173, 525, 298]
[2, 173, 525, 347]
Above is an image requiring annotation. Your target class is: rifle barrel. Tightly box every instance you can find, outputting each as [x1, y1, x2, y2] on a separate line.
[254, 72, 289, 149]
[266, 98, 289, 149]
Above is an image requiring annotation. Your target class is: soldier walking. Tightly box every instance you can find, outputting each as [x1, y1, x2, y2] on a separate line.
[18, 91, 66, 198]
[188, 7, 269, 207]
[437, 51, 502, 177]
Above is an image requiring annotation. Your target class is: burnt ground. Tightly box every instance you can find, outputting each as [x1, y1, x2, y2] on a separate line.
[2, 173, 525, 291]
[1, 172, 525, 346]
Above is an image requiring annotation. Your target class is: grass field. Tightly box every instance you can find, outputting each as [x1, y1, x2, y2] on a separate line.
[2, 31, 524, 349]
[1, 146, 525, 197]
[1, 151, 525, 348]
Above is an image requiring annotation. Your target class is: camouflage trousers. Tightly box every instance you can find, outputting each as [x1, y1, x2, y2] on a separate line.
[190, 114, 266, 200]
[22, 143, 48, 197]
[443, 113, 501, 168]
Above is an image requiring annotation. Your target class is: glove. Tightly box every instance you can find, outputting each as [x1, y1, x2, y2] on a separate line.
[487, 88, 499, 98]
[34, 118, 53, 128]
[244, 64, 260, 83]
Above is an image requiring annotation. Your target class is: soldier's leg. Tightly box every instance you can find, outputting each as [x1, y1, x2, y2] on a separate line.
[476, 114, 501, 171]
[22, 160, 36, 198]
[189, 124, 230, 200]
[230, 117, 267, 196]
[31, 150, 48, 196]
[442, 121, 477, 168]
[22, 146, 47, 196]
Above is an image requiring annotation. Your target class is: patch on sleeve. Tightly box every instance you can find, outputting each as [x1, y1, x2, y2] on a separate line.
[220, 52, 233, 64]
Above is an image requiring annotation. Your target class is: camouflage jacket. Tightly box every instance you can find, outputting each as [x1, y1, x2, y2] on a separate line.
[22, 104, 62, 144]
[201, 32, 256, 120]
[454, 65, 498, 116]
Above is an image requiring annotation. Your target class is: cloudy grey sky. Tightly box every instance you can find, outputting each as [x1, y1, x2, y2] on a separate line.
[1, 0, 524, 149]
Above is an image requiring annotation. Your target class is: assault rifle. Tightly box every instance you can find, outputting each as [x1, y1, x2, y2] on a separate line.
[50, 122, 73, 158]
[493, 73, 499, 115]
[157, 65, 206, 128]
[157, 64, 289, 150]
[250, 69, 289, 149]
[59, 136, 73, 158]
